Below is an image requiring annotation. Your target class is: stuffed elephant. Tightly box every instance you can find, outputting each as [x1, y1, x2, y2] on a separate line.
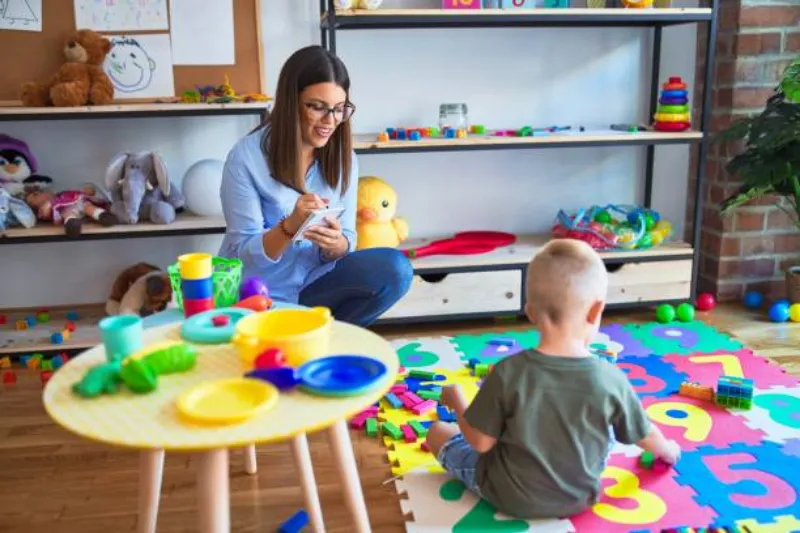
[0, 188, 37, 231]
[104, 151, 185, 225]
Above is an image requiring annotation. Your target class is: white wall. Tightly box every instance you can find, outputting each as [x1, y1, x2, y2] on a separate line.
[0, 0, 697, 309]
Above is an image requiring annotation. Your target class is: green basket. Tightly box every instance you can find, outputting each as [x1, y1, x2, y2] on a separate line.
[168, 256, 243, 310]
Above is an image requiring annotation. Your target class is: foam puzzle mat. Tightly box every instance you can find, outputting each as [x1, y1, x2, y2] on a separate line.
[373, 321, 800, 533]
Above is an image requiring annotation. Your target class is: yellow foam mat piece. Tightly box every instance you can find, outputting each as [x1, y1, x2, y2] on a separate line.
[380, 367, 481, 477]
[737, 515, 800, 533]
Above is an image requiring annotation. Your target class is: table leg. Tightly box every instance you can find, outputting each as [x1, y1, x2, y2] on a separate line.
[291, 433, 325, 533]
[244, 444, 258, 475]
[327, 420, 371, 533]
[196, 448, 230, 533]
[137, 448, 164, 533]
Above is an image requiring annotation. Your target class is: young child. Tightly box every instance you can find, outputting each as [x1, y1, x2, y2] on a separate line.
[425, 238, 680, 520]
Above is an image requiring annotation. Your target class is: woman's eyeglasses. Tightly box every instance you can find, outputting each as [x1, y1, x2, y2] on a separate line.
[304, 101, 356, 122]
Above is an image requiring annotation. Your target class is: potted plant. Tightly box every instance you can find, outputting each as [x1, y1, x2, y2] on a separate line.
[718, 56, 800, 300]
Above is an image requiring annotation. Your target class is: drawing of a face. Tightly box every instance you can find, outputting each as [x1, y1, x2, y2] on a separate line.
[104, 37, 156, 93]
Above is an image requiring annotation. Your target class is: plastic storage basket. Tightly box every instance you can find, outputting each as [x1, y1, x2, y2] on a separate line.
[168, 256, 243, 309]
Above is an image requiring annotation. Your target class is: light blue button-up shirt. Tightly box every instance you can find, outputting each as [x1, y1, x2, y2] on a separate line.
[218, 127, 358, 303]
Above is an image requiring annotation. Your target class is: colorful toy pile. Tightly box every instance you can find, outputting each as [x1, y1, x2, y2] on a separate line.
[177, 253, 216, 318]
[653, 76, 691, 132]
[552, 204, 673, 250]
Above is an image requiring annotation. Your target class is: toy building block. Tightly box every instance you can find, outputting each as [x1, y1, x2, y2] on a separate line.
[437, 405, 456, 423]
[51, 332, 64, 345]
[61, 328, 71, 341]
[409, 369, 437, 380]
[418, 390, 441, 402]
[639, 450, 655, 469]
[715, 375, 754, 409]
[2, 370, 16, 384]
[421, 441, 431, 452]
[15, 320, 27, 330]
[36, 312, 50, 323]
[0, 314, 6, 325]
[66, 311, 80, 321]
[278, 510, 309, 533]
[25, 315, 36, 327]
[380, 421, 404, 440]
[377, 132, 390, 142]
[41, 371, 53, 385]
[40, 359, 53, 371]
[679, 381, 715, 401]
[0, 357, 10, 368]
[390, 384, 408, 394]
[488, 337, 515, 348]
[475, 363, 491, 377]
[401, 424, 417, 443]
[404, 392, 424, 405]
[409, 420, 429, 438]
[365, 418, 378, 437]
[65, 321, 77, 332]
[411, 400, 437, 415]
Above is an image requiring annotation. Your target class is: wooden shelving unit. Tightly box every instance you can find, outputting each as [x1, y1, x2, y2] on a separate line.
[0, 102, 270, 121]
[0, 214, 225, 244]
[353, 130, 704, 154]
[321, 2, 720, 324]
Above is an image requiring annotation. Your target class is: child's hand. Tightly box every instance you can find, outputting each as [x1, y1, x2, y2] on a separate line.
[658, 439, 681, 464]
[441, 384, 466, 414]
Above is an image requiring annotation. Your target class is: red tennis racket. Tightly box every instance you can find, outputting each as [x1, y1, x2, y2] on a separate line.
[403, 231, 516, 259]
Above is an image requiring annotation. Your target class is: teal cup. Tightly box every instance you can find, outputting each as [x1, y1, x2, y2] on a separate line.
[99, 315, 144, 362]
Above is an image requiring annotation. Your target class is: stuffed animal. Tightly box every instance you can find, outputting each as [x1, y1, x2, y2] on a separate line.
[106, 262, 173, 317]
[0, 134, 52, 198]
[25, 185, 118, 237]
[104, 151, 186, 225]
[21, 29, 115, 107]
[0, 188, 37, 231]
[356, 176, 409, 250]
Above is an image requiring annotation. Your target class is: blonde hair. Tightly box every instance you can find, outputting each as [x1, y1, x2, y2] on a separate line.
[526, 239, 608, 323]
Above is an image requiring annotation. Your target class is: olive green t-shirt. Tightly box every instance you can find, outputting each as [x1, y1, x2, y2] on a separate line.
[464, 349, 651, 519]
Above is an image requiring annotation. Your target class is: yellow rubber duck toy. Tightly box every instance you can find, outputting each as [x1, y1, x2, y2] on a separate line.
[356, 176, 409, 250]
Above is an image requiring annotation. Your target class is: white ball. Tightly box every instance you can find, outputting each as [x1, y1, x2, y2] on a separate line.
[182, 159, 224, 217]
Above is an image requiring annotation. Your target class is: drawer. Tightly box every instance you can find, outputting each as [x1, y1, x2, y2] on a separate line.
[381, 269, 523, 319]
[607, 259, 692, 304]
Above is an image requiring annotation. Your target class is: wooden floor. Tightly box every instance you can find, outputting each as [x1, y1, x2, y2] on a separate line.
[0, 305, 797, 532]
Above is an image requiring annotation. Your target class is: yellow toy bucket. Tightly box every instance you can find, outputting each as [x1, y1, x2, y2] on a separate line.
[232, 307, 333, 368]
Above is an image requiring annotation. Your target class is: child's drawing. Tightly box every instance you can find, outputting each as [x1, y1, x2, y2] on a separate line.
[102, 34, 175, 100]
[0, 0, 42, 32]
[74, 0, 168, 32]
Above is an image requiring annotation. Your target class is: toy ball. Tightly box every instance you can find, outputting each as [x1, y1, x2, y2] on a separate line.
[774, 298, 790, 307]
[655, 304, 676, 324]
[768, 301, 790, 322]
[239, 276, 269, 301]
[676, 303, 695, 322]
[182, 159, 224, 216]
[695, 292, 716, 312]
[789, 303, 800, 322]
[743, 291, 763, 309]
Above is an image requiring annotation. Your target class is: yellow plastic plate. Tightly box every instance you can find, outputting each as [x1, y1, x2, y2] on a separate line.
[176, 377, 278, 425]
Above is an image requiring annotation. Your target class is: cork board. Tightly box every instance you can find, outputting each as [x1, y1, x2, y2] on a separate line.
[0, 0, 264, 102]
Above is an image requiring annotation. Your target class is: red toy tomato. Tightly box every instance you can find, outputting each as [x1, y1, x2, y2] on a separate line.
[254, 348, 285, 370]
[696, 292, 716, 312]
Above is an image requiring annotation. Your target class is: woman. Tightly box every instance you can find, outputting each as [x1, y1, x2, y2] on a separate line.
[219, 45, 413, 327]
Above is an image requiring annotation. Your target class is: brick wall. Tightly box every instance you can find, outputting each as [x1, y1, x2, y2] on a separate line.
[687, 1, 800, 301]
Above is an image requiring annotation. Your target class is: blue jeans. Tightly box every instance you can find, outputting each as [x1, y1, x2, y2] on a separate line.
[438, 434, 483, 496]
[299, 247, 413, 327]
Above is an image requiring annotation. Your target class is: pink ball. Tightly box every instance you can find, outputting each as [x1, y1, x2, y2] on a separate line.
[239, 276, 269, 301]
[696, 292, 716, 312]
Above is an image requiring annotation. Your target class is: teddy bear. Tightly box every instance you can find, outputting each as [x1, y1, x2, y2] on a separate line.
[21, 29, 115, 107]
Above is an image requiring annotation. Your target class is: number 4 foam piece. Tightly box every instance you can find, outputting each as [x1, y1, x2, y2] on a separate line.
[411, 400, 437, 415]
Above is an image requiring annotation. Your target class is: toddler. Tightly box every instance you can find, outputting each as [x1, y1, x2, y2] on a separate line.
[425, 238, 680, 520]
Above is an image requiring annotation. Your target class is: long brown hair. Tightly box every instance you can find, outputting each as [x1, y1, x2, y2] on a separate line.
[262, 45, 353, 194]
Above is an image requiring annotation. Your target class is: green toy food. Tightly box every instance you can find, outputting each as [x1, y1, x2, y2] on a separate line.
[72, 361, 123, 398]
[140, 341, 198, 374]
[119, 358, 158, 394]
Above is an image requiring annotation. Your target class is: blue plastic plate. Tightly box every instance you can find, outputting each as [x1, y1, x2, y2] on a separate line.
[296, 355, 388, 397]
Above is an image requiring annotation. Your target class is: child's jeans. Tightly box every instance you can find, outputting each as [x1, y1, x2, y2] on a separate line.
[437, 434, 484, 496]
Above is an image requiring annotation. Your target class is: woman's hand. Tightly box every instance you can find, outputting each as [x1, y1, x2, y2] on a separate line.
[285, 193, 328, 234]
[305, 216, 348, 259]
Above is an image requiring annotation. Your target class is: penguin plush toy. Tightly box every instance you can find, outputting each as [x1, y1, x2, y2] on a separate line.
[0, 134, 52, 198]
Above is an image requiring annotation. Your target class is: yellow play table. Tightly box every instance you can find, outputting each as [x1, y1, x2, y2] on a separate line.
[43, 319, 399, 533]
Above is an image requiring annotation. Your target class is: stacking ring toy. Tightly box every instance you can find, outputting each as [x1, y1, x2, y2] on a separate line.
[659, 97, 688, 106]
[663, 81, 687, 90]
[654, 112, 691, 123]
[181, 277, 214, 300]
[296, 354, 388, 397]
[654, 121, 691, 132]
[661, 89, 688, 99]
[181, 307, 253, 344]
[177, 253, 213, 280]
[657, 104, 689, 114]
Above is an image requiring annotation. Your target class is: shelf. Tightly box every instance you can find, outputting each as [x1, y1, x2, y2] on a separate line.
[0, 102, 271, 122]
[322, 8, 714, 30]
[354, 130, 703, 154]
[401, 233, 693, 273]
[0, 305, 104, 355]
[0, 214, 226, 245]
